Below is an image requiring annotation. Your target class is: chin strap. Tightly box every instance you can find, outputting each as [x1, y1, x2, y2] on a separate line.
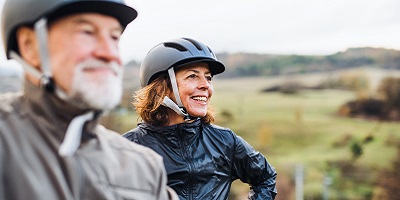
[34, 18, 53, 90]
[167, 68, 184, 107]
[162, 96, 189, 118]
[10, 16, 73, 102]
[9, 51, 69, 101]
[164, 68, 192, 121]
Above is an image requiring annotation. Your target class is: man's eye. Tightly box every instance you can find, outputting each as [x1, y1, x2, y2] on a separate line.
[81, 29, 94, 35]
[206, 76, 213, 81]
[111, 35, 120, 41]
[188, 74, 197, 78]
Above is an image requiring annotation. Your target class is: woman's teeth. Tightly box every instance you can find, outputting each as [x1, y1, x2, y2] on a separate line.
[192, 96, 207, 102]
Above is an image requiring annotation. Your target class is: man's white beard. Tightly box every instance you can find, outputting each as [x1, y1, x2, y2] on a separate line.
[69, 59, 123, 111]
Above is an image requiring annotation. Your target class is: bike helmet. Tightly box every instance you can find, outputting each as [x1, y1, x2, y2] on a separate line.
[140, 38, 225, 120]
[2, 0, 138, 58]
[140, 37, 225, 87]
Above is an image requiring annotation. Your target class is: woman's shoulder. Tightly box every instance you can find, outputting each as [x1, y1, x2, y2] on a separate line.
[204, 123, 232, 133]
[202, 123, 238, 140]
[122, 125, 146, 142]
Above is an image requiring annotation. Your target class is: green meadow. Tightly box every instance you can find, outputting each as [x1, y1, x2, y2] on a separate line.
[211, 77, 400, 199]
[104, 75, 400, 200]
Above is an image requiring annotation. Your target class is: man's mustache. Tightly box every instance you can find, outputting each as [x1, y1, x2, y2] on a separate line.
[77, 59, 122, 76]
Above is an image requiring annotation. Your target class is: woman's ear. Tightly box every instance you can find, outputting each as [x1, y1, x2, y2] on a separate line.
[16, 27, 41, 67]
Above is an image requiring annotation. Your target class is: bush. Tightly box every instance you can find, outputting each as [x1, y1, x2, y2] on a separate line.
[377, 77, 400, 110]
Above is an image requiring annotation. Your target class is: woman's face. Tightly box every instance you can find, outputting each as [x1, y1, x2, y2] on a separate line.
[174, 62, 213, 119]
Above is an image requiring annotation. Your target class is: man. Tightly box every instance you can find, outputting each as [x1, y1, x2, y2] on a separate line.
[0, 0, 178, 199]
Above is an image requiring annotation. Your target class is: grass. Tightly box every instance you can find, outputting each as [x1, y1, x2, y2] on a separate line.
[103, 75, 400, 200]
[211, 77, 399, 199]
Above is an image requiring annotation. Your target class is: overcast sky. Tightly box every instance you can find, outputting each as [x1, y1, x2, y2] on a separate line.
[1, 0, 400, 67]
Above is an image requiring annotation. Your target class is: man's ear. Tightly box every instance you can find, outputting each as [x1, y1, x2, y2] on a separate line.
[16, 27, 41, 67]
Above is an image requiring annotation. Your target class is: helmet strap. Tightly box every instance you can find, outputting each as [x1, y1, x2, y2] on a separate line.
[32, 18, 70, 100]
[162, 96, 188, 116]
[33, 18, 55, 92]
[164, 68, 192, 121]
[10, 50, 70, 100]
[168, 68, 184, 107]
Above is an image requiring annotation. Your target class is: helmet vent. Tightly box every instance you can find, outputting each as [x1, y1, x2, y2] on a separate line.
[207, 46, 215, 55]
[182, 37, 203, 51]
[164, 42, 187, 52]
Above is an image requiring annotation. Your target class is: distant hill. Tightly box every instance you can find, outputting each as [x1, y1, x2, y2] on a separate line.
[3, 47, 400, 94]
[215, 47, 400, 78]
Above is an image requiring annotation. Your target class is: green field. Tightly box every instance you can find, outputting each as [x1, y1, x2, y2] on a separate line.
[211, 77, 400, 199]
[104, 76, 400, 200]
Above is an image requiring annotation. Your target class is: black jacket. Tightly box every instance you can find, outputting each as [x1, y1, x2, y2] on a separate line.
[123, 119, 277, 200]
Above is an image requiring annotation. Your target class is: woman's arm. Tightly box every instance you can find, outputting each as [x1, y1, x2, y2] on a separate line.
[232, 134, 277, 200]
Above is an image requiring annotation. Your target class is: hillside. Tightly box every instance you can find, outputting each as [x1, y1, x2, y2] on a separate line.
[2, 47, 400, 95]
[215, 47, 400, 78]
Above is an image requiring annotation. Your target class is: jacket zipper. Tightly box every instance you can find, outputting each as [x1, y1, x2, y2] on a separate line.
[178, 127, 195, 200]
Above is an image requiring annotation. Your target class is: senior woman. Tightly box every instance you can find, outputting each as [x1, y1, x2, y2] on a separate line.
[123, 38, 277, 200]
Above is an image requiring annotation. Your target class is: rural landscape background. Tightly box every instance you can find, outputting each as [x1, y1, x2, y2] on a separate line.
[1, 47, 400, 200]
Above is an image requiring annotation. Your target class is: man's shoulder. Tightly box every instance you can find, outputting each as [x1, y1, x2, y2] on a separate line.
[0, 92, 21, 114]
[0, 92, 23, 122]
[121, 126, 144, 142]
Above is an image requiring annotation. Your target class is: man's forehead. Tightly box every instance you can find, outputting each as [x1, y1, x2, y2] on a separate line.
[51, 13, 123, 30]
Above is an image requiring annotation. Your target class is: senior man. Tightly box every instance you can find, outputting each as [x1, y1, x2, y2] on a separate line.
[0, 0, 177, 199]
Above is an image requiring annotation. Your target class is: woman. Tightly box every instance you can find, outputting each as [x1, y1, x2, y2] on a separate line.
[123, 38, 277, 200]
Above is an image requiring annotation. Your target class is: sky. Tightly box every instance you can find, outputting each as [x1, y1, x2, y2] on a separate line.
[1, 0, 400, 69]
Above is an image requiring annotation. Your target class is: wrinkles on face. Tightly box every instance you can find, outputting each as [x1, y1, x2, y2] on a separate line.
[175, 63, 213, 118]
[47, 13, 123, 94]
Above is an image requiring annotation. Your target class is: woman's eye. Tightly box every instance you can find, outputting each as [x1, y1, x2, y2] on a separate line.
[206, 76, 213, 81]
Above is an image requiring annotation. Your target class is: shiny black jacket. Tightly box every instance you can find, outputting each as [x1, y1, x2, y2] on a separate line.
[123, 119, 277, 200]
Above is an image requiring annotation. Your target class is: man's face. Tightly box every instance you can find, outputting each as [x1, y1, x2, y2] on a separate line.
[47, 13, 124, 110]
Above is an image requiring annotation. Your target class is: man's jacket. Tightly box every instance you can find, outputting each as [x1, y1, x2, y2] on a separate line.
[124, 119, 277, 200]
[0, 82, 177, 200]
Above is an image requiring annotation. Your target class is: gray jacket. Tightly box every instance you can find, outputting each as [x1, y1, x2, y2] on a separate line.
[0, 81, 178, 200]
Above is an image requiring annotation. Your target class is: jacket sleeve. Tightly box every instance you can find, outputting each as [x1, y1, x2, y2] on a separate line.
[232, 134, 277, 200]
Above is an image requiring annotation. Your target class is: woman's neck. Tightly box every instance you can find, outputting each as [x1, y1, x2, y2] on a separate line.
[166, 109, 194, 126]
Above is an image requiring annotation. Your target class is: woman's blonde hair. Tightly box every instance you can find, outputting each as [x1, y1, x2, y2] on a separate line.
[133, 73, 215, 126]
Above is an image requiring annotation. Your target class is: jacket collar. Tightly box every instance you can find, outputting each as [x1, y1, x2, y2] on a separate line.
[21, 81, 101, 141]
[139, 119, 201, 131]
[138, 119, 202, 146]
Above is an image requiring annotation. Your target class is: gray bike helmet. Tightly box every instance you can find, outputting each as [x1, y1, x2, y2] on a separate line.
[140, 37, 225, 87]
[2, 0, 138, 58]
[140, 38, 225, 121]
